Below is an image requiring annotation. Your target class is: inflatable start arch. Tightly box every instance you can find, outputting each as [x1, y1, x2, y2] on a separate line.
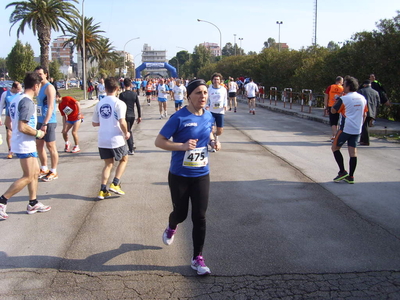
[135, 62, 177, 78]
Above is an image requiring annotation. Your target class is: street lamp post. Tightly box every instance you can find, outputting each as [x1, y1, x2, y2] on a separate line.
[276, 21, 283, 52]
[238, 37, 243, 55]
[123, 37, 140, 77]
[82, 0, 86, 100]
[234, 34, 237, 56]
[197, 19, 222, 59]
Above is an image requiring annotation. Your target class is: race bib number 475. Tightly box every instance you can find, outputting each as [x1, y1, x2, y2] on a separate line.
[183, 147, 208, 167]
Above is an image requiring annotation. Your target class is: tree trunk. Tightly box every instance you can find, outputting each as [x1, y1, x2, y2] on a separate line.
[36, 19, 51, 75]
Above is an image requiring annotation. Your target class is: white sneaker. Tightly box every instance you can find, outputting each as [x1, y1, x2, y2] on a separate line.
[164, 112, 168, 118]
[0, 203, 8, 220]
[162, 225, 177, 245]
[71, 145, 81, 153]
[191, 256, 211, 275]
[27, 202, 51, 214]
[159, 114, 164, 119]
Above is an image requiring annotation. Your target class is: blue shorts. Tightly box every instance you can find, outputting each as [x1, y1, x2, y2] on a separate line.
[158, 97, 167, 102]
[174, 100, 183, 108]
[66, 119, 82, 125]
[211, 112, 224, 128]
[335, 131, 359, 148]
[16, 152, 38, 159]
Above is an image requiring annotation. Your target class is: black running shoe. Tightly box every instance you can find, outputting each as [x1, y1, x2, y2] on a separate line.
[343, 176, 354, 184]
[333, 171, 348, 182]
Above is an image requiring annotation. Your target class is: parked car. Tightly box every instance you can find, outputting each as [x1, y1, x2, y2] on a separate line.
[56, 81, 65, 89]
[69, 80, 78, 87]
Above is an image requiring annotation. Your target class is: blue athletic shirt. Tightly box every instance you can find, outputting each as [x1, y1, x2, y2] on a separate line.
[37, 82, 57, 124]
[159, 106, 214, 177]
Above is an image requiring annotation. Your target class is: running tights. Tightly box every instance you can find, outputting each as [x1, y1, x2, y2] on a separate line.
[168, 172, 210, 258]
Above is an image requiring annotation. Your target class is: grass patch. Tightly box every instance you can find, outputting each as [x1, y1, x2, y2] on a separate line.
[58, 88, 86, 101]
[370, 132, 400, 143]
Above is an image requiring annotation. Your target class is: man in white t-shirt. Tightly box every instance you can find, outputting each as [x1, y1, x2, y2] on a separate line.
[157, 78, 170, 119]
[331, 76, 367, 184]
[97, 78, 106, 100]
[171, 79, 187, 111]
[228, 77, 239, 112]
[92, 77, 130, 200]
[207, 73, 228, 148]
[244, 78, 259, 115]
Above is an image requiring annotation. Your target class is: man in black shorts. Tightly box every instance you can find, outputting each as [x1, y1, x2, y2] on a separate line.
[331, 77, 367, 184]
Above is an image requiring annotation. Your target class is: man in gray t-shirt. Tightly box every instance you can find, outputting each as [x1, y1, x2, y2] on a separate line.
[0, 72, 51, 221]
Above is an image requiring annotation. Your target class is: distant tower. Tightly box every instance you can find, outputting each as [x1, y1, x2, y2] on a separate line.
[313, 0, 318, 46]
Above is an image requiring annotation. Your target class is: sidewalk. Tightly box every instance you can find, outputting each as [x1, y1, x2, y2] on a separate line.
[237, 95, 400, 135]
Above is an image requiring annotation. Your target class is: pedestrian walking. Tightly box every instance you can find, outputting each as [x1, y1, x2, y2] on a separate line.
[331, 76, 368, 184]
[324, 76, 344, 142]
[157, 78, 170, 119]
[244, 78, 259, 115]
[0, 72, 51, 220]
[228, 77, 239, 112]
[357, 80, 380, 146]
[206, 73, 227, 150]
[155, 78, 221, 276]
[34, 66, 59, 182]
[119, 78, 142, 155]
[171, 79, 187, 111]
[0, 81, 23, 159]
[92, 77, 130, 200]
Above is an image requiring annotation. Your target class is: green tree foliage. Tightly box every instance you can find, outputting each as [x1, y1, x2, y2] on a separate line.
[49, 60, 63, 81]
[63, 16, 105, 83]
[188, 45, 212, 78]
[327, 41, 340, 51]
[0, 58, 8, 79]
[6, 0, 80, 73]
[6, 40, 37, 82]
[222, 42, 244, 57]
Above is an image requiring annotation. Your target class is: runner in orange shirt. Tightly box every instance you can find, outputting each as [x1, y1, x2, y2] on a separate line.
[324, 76, 344, 142]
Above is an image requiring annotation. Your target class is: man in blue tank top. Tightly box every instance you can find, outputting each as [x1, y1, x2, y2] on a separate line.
[34, 66, 59, 182]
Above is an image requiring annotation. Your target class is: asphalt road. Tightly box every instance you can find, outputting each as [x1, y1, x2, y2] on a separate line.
[0, 95, 399, 299]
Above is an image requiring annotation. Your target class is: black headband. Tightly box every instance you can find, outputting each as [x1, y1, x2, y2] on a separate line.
[186, 79, 207, 97]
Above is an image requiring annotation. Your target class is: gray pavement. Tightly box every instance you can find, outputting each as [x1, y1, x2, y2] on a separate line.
[0, 94, 399, 299]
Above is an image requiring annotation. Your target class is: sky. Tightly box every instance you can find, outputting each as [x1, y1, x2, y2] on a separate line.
[0, 0, 399, 67]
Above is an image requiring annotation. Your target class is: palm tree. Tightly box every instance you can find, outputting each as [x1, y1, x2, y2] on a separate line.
[91, 37, 118, 63]
[92, 37, 119, 77]
[62, 16, 104, 82]
[6, 0, 80, 72]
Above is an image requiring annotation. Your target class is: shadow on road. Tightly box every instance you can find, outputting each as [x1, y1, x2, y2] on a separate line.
[0, 243, 193, 273]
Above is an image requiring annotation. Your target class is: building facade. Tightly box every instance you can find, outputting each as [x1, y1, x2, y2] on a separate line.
[200, 42, 221, 57]
[141, 44, 168, 77]
[51, 37, 73, 66]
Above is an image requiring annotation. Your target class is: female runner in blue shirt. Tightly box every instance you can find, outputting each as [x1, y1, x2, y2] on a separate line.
[155, 78, 221, 275]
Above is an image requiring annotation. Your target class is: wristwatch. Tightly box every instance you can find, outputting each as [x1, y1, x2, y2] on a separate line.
[42, 123, 48, 126]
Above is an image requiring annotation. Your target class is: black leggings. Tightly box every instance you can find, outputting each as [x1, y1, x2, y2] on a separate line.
[168, 172, 210, 258]
[126, 117, 135, 152]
